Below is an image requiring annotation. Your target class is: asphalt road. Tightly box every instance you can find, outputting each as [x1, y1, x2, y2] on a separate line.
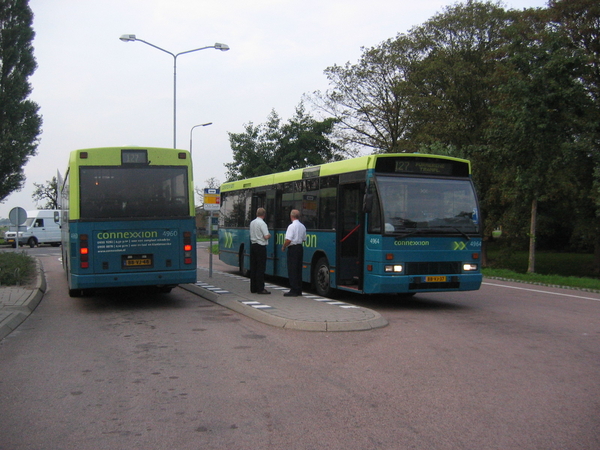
[0, 248, 598, 449]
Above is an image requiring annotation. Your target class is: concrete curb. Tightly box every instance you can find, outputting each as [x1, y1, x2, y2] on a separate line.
[180, 282, 388, 332]
[0, 258, 46, 341]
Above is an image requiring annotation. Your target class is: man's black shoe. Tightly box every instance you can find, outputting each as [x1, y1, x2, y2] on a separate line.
[283, 291, 299, 297]
[258, 290, 271, 295]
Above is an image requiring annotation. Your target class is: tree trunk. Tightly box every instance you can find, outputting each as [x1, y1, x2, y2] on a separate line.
[481, 238, 488, 267]
[594, 229, 600, 275]
[527, 198, 537, 274]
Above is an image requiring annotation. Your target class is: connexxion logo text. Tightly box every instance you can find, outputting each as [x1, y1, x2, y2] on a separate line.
[96, 231, 158, 240]
[394, 240, 430, 246]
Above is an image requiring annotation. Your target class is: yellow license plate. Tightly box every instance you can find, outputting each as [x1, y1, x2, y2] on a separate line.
[425, 276, 447, 282]
[124, 259, 152, 266]
[122, 254, 153, 268]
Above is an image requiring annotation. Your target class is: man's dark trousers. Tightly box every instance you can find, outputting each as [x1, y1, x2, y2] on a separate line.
[250, 243, 267, 293]
[287, 244, 303, 295]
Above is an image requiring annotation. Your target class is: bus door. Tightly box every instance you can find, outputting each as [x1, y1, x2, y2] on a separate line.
[251, 190, 277, 275]
[337, 182, 365, 289]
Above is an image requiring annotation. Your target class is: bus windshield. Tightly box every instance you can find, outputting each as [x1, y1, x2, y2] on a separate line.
[79, 166, 189, 219]
[375, 176, 479, 236]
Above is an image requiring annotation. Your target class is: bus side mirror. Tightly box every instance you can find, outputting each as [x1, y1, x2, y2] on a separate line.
[54, 211, 60, 224]
[363, 194, 374, 214]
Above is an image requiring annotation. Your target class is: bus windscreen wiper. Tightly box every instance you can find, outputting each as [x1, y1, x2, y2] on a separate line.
[394, 228, 431, 239]
[394, 226, 472, 240]
[429, 226, 471, 240]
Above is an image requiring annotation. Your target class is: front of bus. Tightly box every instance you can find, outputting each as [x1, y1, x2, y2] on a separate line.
[363, 155, 483, 294]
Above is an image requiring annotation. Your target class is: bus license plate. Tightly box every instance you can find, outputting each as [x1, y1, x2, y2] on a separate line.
[122, 254, 153, 268]
[425, 276, 447, 282]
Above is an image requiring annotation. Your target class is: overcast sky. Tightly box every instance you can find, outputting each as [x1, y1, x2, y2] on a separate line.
[1, 0, 548, 218]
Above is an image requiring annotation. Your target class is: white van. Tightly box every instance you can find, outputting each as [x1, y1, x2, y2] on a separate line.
[4, 210, 61, 248]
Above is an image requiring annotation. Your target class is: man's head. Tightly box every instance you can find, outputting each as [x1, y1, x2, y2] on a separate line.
[257, 207, 266, 218]
[290, 209, 300, 220]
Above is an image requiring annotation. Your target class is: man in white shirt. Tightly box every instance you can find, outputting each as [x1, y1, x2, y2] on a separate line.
[249, 208, 271, 294]
[281, 209, 307, 297]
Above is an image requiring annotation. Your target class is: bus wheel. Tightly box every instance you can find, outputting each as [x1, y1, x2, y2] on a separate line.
[313, 257, 332, 297]
[239, 248, 248, 277]
[27, 237, 37, 248]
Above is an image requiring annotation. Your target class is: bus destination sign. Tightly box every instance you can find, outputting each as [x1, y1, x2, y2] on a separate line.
[375, 156, 469, 177]
[395, 160, 453, 175]
[121, 149, 148, 165]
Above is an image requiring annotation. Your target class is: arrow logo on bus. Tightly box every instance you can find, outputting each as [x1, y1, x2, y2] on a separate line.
[453, 241, 467, 251]
[224, 231, 234, 249]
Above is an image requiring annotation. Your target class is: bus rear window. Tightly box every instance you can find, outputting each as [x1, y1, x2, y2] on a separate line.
[79, 166, 189, 219]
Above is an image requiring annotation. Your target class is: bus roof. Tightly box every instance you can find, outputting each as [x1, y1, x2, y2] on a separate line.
[220, 153, 471, 192]
[67, 146, 191, 167]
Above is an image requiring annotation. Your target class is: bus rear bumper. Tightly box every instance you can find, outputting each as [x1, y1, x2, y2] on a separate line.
[362, 273, 483, 294]
[70, 270, 198, 290]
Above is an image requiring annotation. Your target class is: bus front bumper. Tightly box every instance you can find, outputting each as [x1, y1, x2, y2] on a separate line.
[362, 273, 483, 294]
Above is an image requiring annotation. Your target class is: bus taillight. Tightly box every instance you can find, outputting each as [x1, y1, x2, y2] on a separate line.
[80, 234, 89, 269]
[183, 232, 193, 264]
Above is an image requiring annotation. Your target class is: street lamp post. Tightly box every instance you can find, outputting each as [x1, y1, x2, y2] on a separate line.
[188, 121, 214, 277]
[189, 122, 213, 155]
[120, 35, 229, 149]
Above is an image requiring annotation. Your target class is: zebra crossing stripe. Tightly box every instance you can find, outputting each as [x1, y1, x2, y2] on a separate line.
[195, 282, 230, 294]
[241, 300, 274, 310]
[195, 269, 360, 310]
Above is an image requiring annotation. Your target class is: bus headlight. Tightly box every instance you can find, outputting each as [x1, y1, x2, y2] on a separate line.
[385, 264, 404, 273]
[463, 263, 478, 271]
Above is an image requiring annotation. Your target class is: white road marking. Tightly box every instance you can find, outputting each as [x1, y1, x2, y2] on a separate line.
[482, 282, 600, 302]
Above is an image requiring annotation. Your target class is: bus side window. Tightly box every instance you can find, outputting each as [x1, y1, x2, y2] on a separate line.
[368, 188, 382, 234]
[318, 177, 338, 230]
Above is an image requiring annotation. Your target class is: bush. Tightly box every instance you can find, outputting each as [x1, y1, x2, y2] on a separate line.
[0, 252, 36, 286]
[485, 242, 596, 278]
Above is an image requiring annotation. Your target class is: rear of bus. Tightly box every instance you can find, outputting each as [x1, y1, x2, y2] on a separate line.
[62, 147, 197, 296]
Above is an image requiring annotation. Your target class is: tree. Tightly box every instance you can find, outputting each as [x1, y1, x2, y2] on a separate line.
[0, 0, 42, 202]
[311, 35, 419, 153]
[31, 176, 58, 209]
[549, 0, 600, 272]
[225, 103, 344, 181]
[407, 1, 511, 149]
[486, 7, 593, 272]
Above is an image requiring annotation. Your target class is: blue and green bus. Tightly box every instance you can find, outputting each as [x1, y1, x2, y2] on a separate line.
[219, 153, 482, 296]
[60, 147, 197, 297]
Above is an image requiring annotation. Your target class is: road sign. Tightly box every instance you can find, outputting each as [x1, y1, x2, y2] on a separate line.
[203, 188, 220, 211]
[9, 207, 27, 226]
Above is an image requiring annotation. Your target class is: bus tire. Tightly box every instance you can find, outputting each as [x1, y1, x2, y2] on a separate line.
[313, 257, 332, 297]
[239, 246, 249, 277]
